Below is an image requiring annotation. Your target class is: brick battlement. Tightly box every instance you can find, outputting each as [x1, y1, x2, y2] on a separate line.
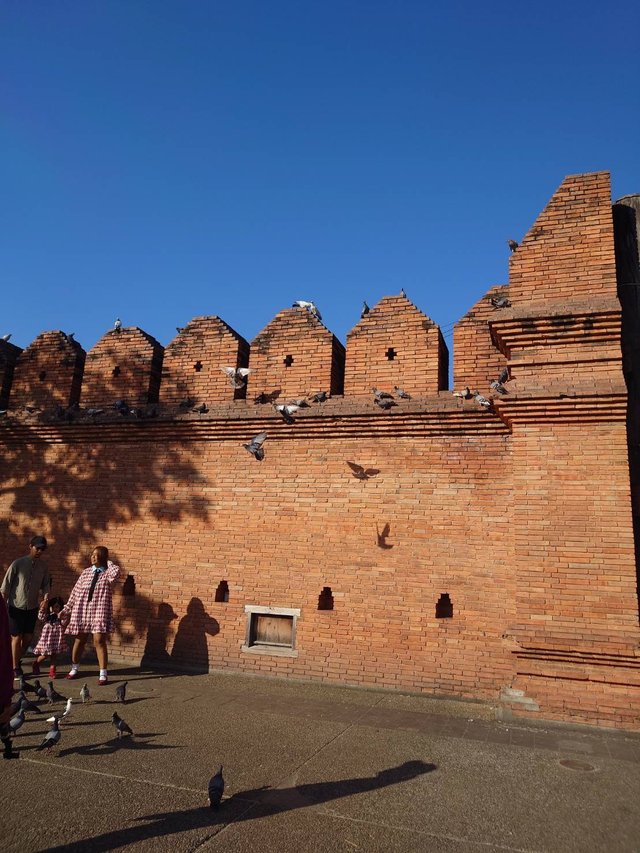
[1, 170, 639, 731]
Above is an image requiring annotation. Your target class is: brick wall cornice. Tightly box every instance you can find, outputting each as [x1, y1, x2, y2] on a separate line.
[493, 390, 627, 426]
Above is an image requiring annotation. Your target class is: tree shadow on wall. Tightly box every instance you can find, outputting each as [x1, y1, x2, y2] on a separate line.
[170, 598, 219, 674]
[0, 414, 211, 653]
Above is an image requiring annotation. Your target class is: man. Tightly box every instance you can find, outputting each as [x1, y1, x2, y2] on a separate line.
[1, 535, 51, 678]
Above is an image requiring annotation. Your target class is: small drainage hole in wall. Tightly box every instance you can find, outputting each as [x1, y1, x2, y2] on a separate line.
[318, 586, 334, 610]
[435, 593, 453, 619]
[215, 580, 229, 603]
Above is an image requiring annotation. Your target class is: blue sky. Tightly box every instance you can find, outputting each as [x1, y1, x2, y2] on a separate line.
[2, 1, 638, 362]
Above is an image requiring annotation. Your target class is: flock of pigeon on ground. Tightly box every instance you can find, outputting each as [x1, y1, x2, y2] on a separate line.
[2, 281, 515, 462]
[2, 674, 225, 808]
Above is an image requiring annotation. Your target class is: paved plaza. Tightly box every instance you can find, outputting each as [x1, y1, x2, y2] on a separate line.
[3, 663, 640, 852]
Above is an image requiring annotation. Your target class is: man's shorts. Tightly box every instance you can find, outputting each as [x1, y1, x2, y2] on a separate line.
[7, 606, 38, 636]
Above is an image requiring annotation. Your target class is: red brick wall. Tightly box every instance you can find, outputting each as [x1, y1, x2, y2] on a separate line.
[345, 295, 448, 396]
[9, 331, 85, 410]
[0, 170, 638, 730]
[0, 339, 22, 409]
[82, 327, 164, 408]
[161, 316, 249, 405]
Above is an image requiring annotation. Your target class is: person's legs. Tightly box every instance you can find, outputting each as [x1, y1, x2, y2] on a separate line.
[10, 635, 22, 672]
[67, 634, 88, 678]
[93, 634, 109, 683]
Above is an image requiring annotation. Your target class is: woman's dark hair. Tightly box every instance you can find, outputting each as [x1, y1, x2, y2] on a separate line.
[47, 596, 65, 611]
[92, 546, 109, 567]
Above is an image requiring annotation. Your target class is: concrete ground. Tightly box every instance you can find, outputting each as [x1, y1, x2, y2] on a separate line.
[2, 662, 640, 853]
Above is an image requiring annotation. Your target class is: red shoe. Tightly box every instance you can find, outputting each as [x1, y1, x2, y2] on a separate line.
[66, 670, 79, 680]
[98, 676, 108, 686]
[31, 661, 41, 676]
[49, 666, 56, 679]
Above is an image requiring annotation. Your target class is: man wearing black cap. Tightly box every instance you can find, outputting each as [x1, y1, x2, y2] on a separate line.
[1, 536, 51, 678]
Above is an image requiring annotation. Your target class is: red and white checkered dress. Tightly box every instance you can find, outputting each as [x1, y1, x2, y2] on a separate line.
[33, 613, 67, 655]
[61, 561, 120, 635]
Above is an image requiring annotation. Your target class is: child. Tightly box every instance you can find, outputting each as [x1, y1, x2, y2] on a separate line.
[60, 546, 120, 685]
[32, 596, 66, 679]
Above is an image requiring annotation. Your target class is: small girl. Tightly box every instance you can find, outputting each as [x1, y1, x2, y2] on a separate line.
[32, 596, 67, 679]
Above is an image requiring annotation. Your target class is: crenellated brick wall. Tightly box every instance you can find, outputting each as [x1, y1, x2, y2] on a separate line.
[1, 170, 638, 730]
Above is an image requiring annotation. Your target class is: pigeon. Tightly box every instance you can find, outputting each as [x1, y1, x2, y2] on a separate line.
[33, 680, 47, 700]
[79, 683, 91, 704]
[308, 391, 328, 404]
[60, 698, 73, 723]
[394, 386, 411, 399]
[86, 408, 105, 418]
[46, 681, 66, 705]
[115, 682, 128, 704]
[400, 288, 406, 298]
[20, 696, 43, 714]
[112, 712, 133, 738]
[176, 326, 185, 333]
[274, 404, 299, 424]
[9, 694, 25, 716]
[243, 433, 267, 461]
[221, 367, 251, 389]
[490, 380, 507, 394]
[192, 403, 209, 414]
[208, 765, 225, 809]
[178, 397, 195, 409]
[452, 386, 473, 401]
[490, 296, 511, 309]
[114, 318, 122, 332]
[288, 399, 309, 408]
[19, 675, 36, 694]
[497, 367, 509, 384]
[507, 239, 519, 252]
[36, 717, 61, 752]
[113, 399, 131, 416]
[372, 388, 396, 410]
[474, 391, 492, 408]
[361, 301, 370, 318]
[1, 334, 11, 342]
[347, 462, 380, 481]
[292, 300, 322, 321]
[9, 710, 25, 734]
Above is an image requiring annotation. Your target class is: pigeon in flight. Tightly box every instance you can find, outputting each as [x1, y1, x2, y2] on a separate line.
[490, 296, 511, 309]
[221, 367, 251, 389]
[292, 300, 322, 321]
[474, 391, 492, 408]
[347, 461, 380, 481]
[243, 432, 267, 461]
[507, 239, 519, 252]
[274, 403, 299, 424]
[309, 391, 328, 404]
[453, 386, 473, 401]
[208, 766, 225, 809]
[490, 367, 510, 394]
[114, 318, 122, 333]
[112, 712, 134, 738]
[80, 683, 91, 704]
[361, 301, 370, 318]
[376, 523, 393, 549]
[36, 717, 61, 752]
[394, 386, 411, 399]
[115, 682, 128, 704]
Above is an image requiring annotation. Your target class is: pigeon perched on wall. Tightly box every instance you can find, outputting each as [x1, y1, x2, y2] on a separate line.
[490, 296, 511, 309]
[115, 682, 128, 704]
[112, 712, 133, 738]
[114, 400, 131, 416]
[86, 408, 105, 418]
[242, 433, 267, 461]
[178, 398, 195, 409]
[309, 391, 328, 404]
[453, 386, 473, 401]
[372, 389, 396, 409]
[490, 367, 510, 394]
[208, 766, 225, 809]
[507, 239, 519, 252]
[347, 462, 380, 481]
[192, 403, 209, 414]
[474, 391, 492, 408]
[361, 301, 370, 318]
[394, 386, 411, 399]
[400, 288, 406, 297]
[114, 318, 122, 332]
[292, 300, 322, 321]
[1, 334, 11, 342]
[36, 717, 61, 752]
[79, 683, 91, 704]
[274, 404, 299, 424]
[221, 367, 251, 389]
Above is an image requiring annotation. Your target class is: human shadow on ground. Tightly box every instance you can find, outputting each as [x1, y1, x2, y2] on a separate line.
[43, 760, 436, 853]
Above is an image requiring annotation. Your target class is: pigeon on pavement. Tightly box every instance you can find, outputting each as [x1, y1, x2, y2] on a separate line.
[208, 766, 225, 809]
[112, 712, 134, 738]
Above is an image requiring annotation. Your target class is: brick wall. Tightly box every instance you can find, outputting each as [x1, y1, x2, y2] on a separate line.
[0, 170, 638, 730]
[9, 331, 85, 410]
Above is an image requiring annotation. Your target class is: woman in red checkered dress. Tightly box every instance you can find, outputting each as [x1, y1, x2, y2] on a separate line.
[60, 546, 120, 685]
